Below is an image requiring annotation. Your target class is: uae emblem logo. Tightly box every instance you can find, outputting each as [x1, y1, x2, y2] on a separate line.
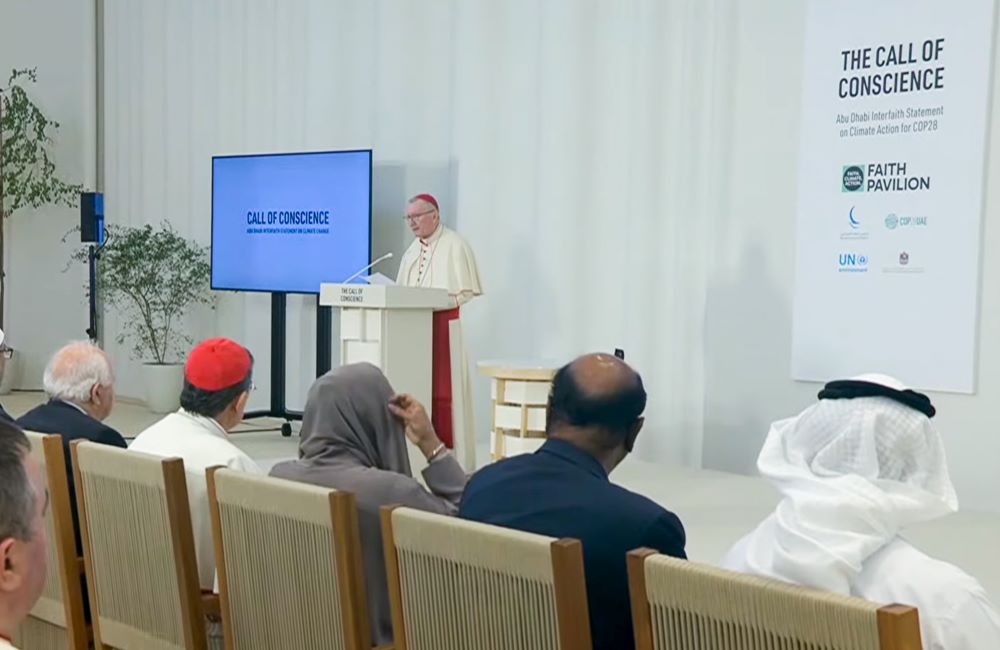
[899, 251, 909, 266]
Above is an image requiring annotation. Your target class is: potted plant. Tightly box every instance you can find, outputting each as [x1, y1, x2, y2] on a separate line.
[0, 68, 82, 393]
[73, 222, 212, 412]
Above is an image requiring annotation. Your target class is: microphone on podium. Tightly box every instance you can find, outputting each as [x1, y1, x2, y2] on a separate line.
[342, 252, 394, 284]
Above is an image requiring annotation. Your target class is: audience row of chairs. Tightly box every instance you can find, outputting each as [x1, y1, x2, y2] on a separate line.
[16, 433, 922, 650]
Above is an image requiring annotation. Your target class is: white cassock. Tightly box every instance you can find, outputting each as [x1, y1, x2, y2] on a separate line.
[396, 224, 482, 469]
[721, 375, 1000, 650]
[130, 409, 263, 590]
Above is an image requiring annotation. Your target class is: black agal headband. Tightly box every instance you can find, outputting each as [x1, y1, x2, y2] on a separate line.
[818, 380, 936, 419]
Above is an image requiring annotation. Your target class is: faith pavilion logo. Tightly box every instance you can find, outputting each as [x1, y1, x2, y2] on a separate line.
[842, 165, 865, 192]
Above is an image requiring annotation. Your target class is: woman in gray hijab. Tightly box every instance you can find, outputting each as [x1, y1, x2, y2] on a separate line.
[270, 362, 467, 645]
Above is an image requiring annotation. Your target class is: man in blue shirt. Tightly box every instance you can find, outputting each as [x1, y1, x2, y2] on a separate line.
[460, 353, 686, 650]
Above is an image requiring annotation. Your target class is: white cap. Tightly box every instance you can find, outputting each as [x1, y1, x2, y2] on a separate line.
[850, 373, 907, 391]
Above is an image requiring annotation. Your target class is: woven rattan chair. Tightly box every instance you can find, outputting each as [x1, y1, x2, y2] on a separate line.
[206, 467, 371, 650]
[627, 549, 922, 650]
[12, 432, 89, 649]
[72, 440, 219, 650]
[381, 505, 592, 650]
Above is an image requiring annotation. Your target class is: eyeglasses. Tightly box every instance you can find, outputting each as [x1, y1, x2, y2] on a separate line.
[404, 209, 436, 223]
[0, 347, 11, 360]
[251, 381, 258, 391]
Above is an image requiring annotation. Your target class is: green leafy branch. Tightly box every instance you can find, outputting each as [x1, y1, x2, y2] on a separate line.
[71, 223, 213, 364]
[1, 68, 81, 216]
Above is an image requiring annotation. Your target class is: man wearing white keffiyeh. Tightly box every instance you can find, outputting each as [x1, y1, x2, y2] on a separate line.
[722, 374, 1000, 650]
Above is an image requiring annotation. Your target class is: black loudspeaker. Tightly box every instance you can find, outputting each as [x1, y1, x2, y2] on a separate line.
[80, 192, 104, 243]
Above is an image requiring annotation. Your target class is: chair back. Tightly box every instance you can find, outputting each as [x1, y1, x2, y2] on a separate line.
[73, 441, 208, 650]
[207, 467, 370, 650]
[627, 549, 922, 650]
[381, 505, 592, 650]
[12, 432, 89, 650]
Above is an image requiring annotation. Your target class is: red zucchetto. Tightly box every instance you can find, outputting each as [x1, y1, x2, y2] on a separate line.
[184, 338, 251, 391]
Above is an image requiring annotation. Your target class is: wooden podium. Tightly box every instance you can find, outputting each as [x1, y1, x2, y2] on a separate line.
[319, 283, 451, 411]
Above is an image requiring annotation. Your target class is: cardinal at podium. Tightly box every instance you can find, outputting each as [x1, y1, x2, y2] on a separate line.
[396, 193, 482, 452]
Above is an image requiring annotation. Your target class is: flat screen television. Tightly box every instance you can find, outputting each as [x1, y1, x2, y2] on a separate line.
[211, 149, 372, 294]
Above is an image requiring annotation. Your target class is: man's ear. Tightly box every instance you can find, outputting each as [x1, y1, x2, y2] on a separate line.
[624, 417, 645, 453]
[0, 537, 23, 593]
[227, 391, 250, 421]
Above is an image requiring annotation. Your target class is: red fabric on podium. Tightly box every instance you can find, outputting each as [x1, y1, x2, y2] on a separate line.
[431, 307, 460, 448]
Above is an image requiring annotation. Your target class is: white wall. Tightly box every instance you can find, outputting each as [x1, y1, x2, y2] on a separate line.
[701, 3, 816, 475]
[99, 0, 1000, 512]
[699, 1, 1000, 514]
[0, 0, 96, 391]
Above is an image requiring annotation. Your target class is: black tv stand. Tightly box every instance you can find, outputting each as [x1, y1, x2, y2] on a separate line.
[243, 292, 332, 437]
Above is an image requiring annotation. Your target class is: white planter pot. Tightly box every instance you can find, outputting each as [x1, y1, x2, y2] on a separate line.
[0, 350, 22, 396]
[142, 363, 184, 413]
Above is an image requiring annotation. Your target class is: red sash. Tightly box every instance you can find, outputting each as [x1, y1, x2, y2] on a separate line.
[431, 308, 460, 448]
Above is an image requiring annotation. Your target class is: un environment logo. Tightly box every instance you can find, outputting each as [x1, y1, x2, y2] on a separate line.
[842, 165, 865, 192]
[885, 214, 899, 229]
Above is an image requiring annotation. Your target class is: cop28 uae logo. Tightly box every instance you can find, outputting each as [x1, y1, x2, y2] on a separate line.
[842, 165, 865, 192]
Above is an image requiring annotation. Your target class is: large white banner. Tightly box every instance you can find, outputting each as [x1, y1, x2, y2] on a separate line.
[791, 0, 996, 393]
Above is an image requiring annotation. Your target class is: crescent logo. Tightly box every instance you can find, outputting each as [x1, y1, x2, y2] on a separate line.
[849, 206, 861, 229]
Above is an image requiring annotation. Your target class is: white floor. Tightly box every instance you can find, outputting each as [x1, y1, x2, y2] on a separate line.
[5, 391, 998, 606]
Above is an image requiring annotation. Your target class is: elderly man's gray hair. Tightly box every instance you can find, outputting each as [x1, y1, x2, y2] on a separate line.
[0, 423, 36, 541]
[43, 341, 114, 404]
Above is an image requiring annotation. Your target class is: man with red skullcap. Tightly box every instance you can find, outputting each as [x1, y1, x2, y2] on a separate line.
[397, 194, 482, 465]
[130, 338, 262, 591]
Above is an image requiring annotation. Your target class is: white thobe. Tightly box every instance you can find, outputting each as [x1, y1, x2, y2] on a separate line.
[129, 409, 263, 590]
[856, 539, 1000, 650]
[396, 224, 482, 307]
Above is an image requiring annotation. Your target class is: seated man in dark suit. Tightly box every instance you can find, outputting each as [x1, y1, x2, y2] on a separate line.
[460, 353, 687, 650]
[17, 341, 126, 552]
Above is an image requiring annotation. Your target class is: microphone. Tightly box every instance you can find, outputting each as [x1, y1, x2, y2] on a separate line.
[342, 252, 394, 284]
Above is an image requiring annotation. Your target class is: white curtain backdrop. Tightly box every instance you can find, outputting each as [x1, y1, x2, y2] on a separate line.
[101, 0, 735, 467]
